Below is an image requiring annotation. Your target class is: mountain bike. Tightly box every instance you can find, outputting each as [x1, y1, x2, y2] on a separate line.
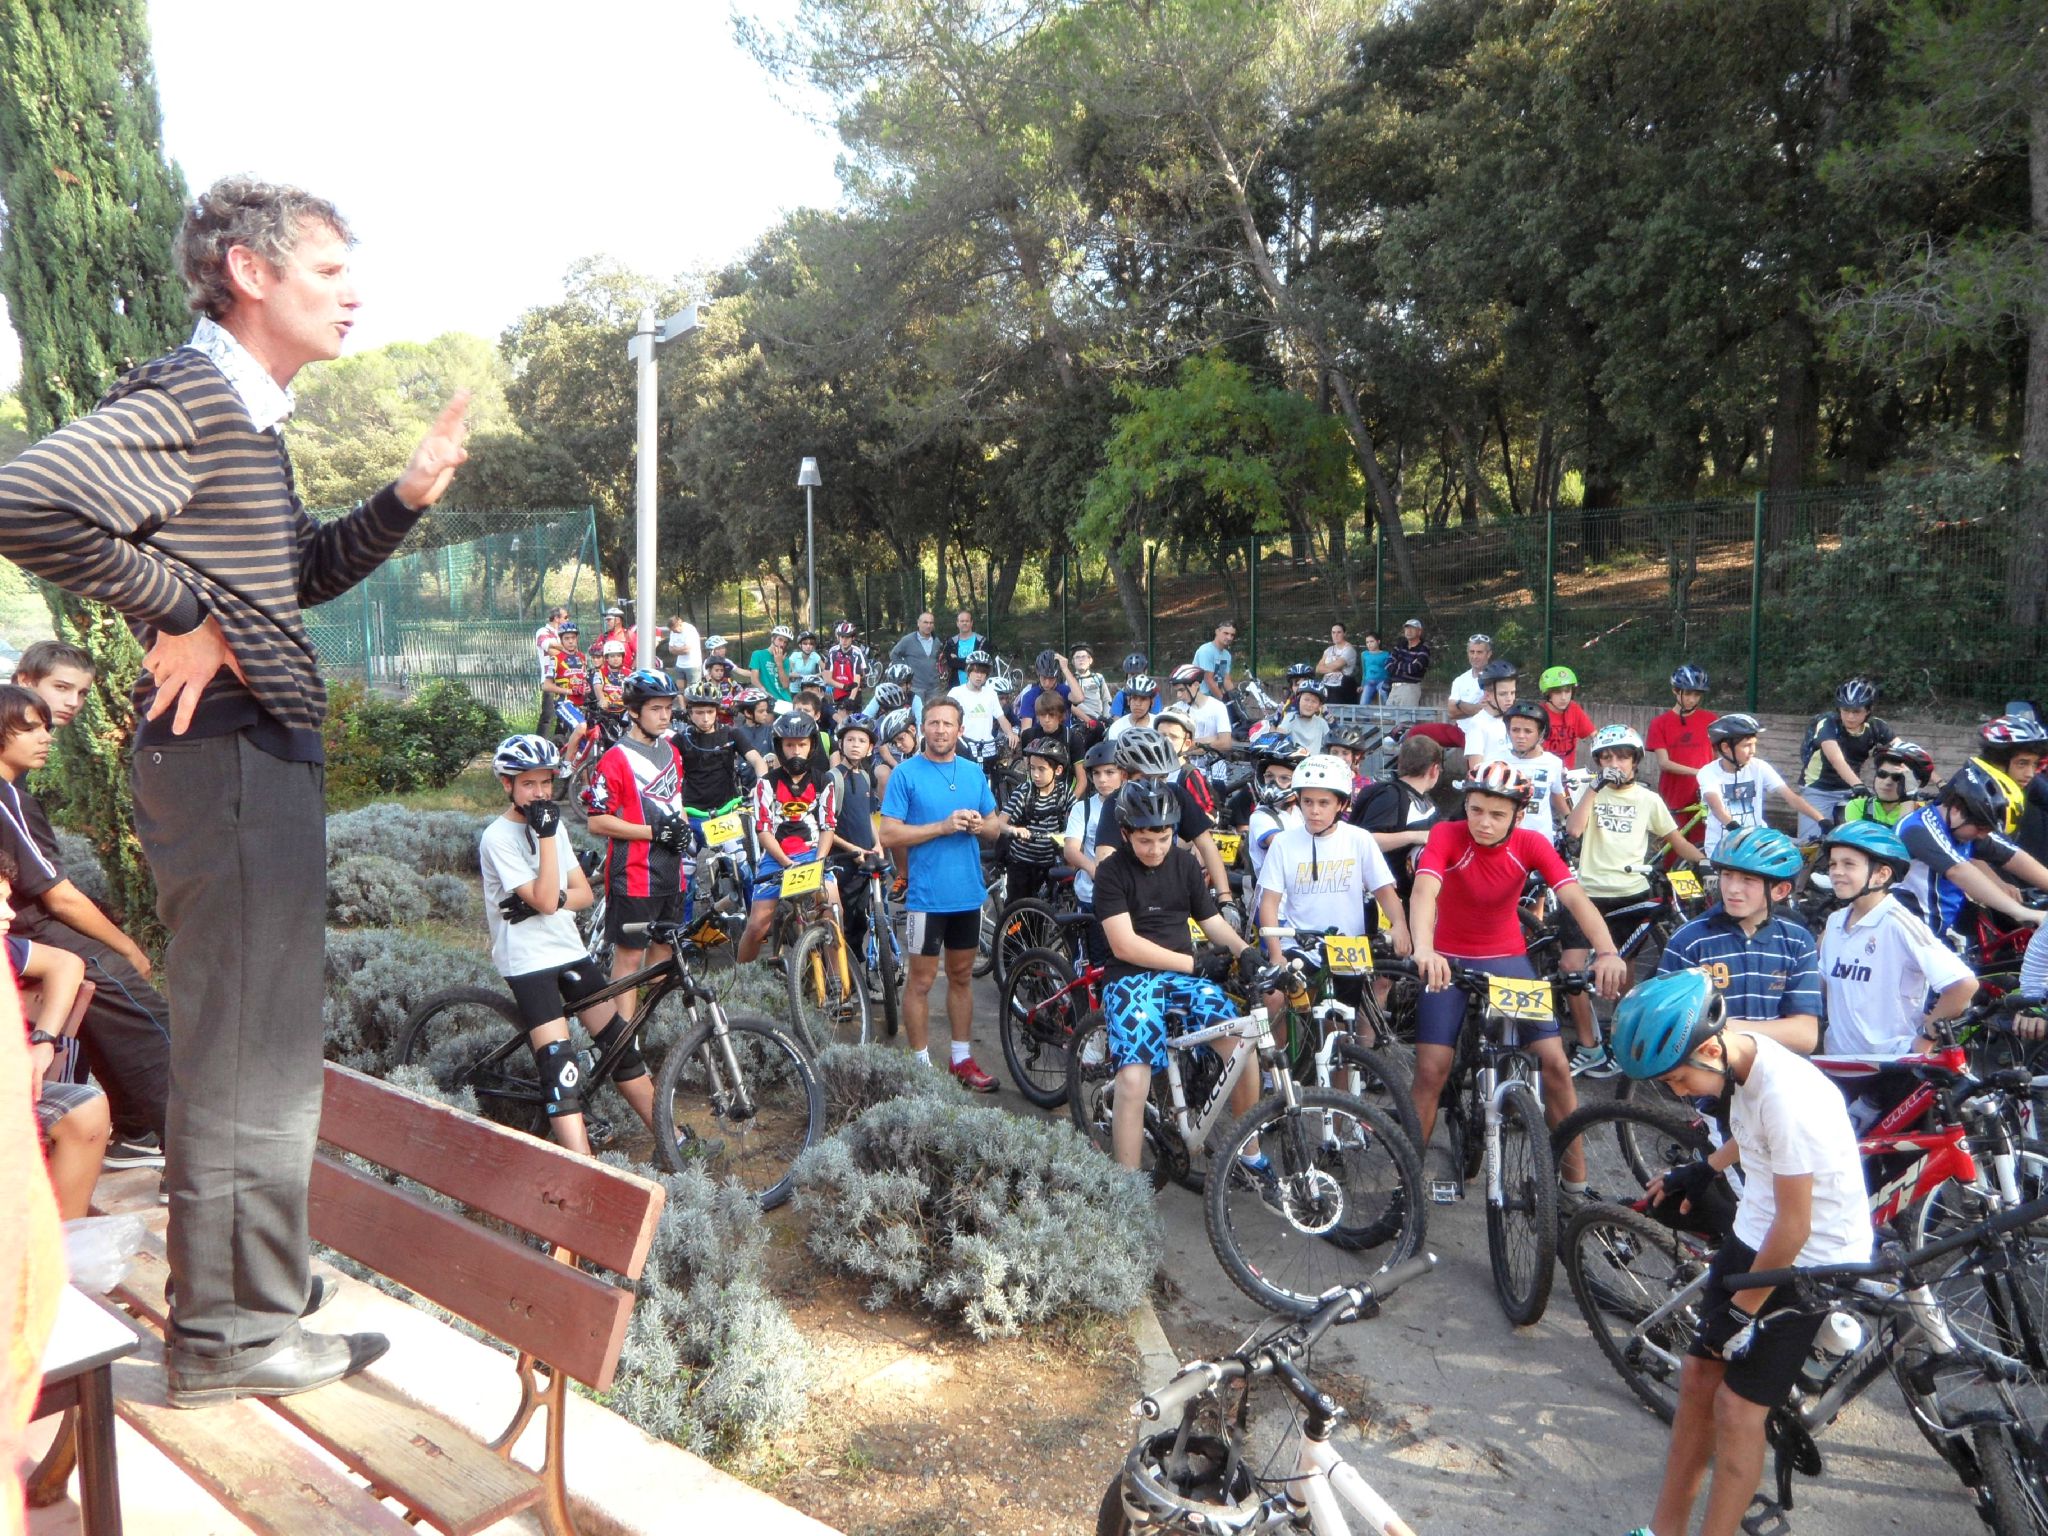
[1065, 967, 1426, 1317]
[998, 925, 1102, 1108]
[988, 863, 1083, 991]
[1379, 958, 1593, 1325]
[767, 857, 870, 1053]
[682, 797, 755, 921]
[1096, 1254, 1437, 1536]
[858, 856, 905, 1039]
[1260, 927, 1421, 1146]
[394, 918, 823, 1208]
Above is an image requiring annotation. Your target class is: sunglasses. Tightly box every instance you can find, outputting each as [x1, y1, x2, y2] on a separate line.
[1874, 769, 1909, 783]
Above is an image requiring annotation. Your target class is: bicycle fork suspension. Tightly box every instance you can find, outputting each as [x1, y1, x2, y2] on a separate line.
[701, 1024, 758, 1121]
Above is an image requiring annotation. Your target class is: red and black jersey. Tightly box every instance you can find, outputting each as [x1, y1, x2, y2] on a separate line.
[827, 643, 867, 702]
[589, 664, 628, 713]
[1173, 761, 1216, 820]
[752, 767, 837, 860]
[551, 649, 590, 704]
[583, 738, 688, 898]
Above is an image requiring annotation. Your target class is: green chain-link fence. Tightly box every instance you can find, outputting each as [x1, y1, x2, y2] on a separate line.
[306, 506, 603, 717]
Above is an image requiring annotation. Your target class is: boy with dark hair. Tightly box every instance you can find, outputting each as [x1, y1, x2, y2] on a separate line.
[0, 684, 170, 1168]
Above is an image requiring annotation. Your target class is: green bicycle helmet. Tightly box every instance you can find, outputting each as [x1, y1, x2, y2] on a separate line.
[1538, 666, 1578, 692]
[1712, 826, 1803, 883]
[1821, 819, 1911, 880]
[1611, 969, 1726, 1081]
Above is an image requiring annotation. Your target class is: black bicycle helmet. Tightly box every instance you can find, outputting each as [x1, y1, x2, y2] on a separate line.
[1248, 734, 1302, 768]
[1942, 761, 2009, 829]
[1477, 658, 1519, 687]
[1034, 648, 1060, 677]
[1503, 700, 1547, 727]
[839, 712, 879, 742]
[1325, 723, 1369, 754]
[682, 682, 723, 708]
[1670, 664, 1710, 693]
[1116, 777, 1181, 831]
[1707, 712, 1764, 746]
[1877, 740, 1935, 791]
[1125, 672, 1159, 698]
[772, 711, 819, 741]
[1022, 736, 1070, 769]
[1082, 740, 1120, 772]
[621, 668, 679, 710]
[1836, 677, 1880, 710]
[1113, 727, 1179, 778]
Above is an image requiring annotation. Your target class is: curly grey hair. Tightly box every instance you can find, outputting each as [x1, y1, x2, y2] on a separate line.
[174, 176, 354, 320]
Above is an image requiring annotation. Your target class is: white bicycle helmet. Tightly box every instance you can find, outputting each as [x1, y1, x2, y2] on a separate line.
[493, 733, 562, 777]
[1588, 723, 1645, 760]
[1291, 754, 1354, 798]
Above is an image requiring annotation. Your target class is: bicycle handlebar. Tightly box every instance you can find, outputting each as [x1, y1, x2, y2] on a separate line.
[1136, 1254, 1437, 1423]
[1375, 956, 1595, 997]
[1726, 1190, 2048, 1292]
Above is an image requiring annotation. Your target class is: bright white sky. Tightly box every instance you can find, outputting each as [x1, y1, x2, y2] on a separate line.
[0, 0, 847, 387]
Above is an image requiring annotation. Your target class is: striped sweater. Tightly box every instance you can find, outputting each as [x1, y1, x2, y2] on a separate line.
[0, 348, 420, 762]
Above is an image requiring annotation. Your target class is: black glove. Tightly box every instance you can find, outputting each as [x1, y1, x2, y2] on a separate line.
[521, 799, 561, 838]
[497, 892, 540, 925]
[1193, 947, 1232, 984]
[1234, 946, 1268, 992]
[648, 812, 688, 854]
[1696, 1299, 1763, 1361]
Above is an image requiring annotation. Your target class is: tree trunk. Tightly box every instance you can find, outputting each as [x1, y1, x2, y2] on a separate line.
[2009, 99, 2048, 630]
[1497, 407, 1523, 519]
[1210, 544, 1241, 619]
[1109, 532, 1148, 646]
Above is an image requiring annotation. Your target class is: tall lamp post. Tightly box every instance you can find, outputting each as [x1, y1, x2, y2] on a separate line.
[628, 302, 704, 665]
[798, 457, 821, 629]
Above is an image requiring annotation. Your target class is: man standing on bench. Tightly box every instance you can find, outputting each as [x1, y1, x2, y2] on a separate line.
[0, 178, 472, 1407]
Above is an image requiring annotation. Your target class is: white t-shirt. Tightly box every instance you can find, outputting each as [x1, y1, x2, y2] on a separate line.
[1185, 695, 1232, 743]
[1246, 804, 1303, 879]
[947, 682, 1008, 744]
[1105, 710, 1157, 742]
[1255, 822, 1396, 936]
[1461, 709, 1509, 764]
[1727, 1033, 1873, 1266]
[1819, 895, 1975, 1056]
[667, 621, 702, 674]
[1064, 796, 1108, 905]
[1449, 670, 1485, 710]
[1503, 748, 1567, 841]
[479, 816, 588, 978]
[1698, 757, 1788, 856]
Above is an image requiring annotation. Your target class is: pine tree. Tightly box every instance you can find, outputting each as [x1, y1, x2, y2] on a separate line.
[0, 0, 193, 947]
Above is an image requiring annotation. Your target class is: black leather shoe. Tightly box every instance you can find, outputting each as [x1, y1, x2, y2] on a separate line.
[165, 1275, 335, 1319]
[166, 1330, 390, 1408]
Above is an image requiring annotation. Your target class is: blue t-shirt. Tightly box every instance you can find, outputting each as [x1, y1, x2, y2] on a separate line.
[1658, 908, 1823, 1024]
[1194, 642, 1233, 689]
[949, 633, 985, 681]
[880, 753, 996, 913]
[1016, 681, 1070, 721]
[1359, 650, 1392, 685]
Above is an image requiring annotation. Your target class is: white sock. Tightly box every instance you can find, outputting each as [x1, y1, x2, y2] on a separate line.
[950, 1040, 973, 1066]
[912, 1048, 931, 1066]
[1563, 1179, 1589, 1195]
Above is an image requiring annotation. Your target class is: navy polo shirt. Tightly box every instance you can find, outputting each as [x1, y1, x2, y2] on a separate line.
[1658, 907, 1823, 1024]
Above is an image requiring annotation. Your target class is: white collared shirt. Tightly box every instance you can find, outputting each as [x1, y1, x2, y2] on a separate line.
[183, 317, 294, 432]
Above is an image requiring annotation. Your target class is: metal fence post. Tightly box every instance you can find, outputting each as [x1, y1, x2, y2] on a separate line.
[1146, 542, 1157, 666]
[1747, 491, 1765, 712]
[1246, 537, 1259, 679]
[1542, 499, 1557, 668]
[1372, 520, 1385, 637]
[1059, 550, 1069, 653]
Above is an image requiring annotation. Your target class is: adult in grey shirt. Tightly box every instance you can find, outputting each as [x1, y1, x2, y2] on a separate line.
[889, 610, 945, 699]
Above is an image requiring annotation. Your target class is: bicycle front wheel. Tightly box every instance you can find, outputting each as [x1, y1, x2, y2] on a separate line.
[787, 921, 869, 1051]
[1549, 1096, 1714, 1197]
[991, 896, 1071, 992]
[1908, 1141, 2048, 1412]
[1205, 1086, 1426, 1317]
[973, 867, 1008, 977]
[395, 987, 544, 1135]
[1562, 1201, 1706, 1423]
[1487, 1080, 1558, 1326]
[1974, 1422, 2048, 1536]
[652, 1011, 822, 1209]
[1001, 948, 1085, 1107]
[867, 912, 902, 1040]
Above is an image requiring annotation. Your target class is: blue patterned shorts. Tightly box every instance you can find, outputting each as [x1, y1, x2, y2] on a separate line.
[1101, 971, 1239, 1072]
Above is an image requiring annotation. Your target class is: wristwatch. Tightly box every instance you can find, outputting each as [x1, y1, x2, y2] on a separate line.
[27, 1029, 60, 1048]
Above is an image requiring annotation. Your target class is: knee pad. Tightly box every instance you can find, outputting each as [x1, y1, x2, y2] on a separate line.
[590, 1017, 648, 1083]
[531, 1038, 585, 1118]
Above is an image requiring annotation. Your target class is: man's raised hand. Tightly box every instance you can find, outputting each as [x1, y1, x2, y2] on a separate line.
[396, 391, 473, 511]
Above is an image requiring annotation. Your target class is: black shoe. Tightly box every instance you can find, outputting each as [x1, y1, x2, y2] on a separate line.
[166, 1275, 336, 1320]
[166, 1330, 389, 1408]
[105, 1133, 166, 1170]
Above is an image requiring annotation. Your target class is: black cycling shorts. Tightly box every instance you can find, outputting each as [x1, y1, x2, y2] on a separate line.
[504, 956, 610, 1033]
[1687, 1236, 1830, 1407]
[605, 891, 689, 948]
[905, 908, 980, 957]
[1557, 889, 1660, 955]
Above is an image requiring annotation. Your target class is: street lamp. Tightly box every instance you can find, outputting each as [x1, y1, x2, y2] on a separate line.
[797, 457, 821, 629]
[627, 302, 704, 665]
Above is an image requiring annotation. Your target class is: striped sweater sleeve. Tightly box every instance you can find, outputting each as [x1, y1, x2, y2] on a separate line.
[0, 390, 206, 634]
[294, 483, 422, 607]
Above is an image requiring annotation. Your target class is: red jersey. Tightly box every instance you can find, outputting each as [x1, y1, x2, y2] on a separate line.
[582, 737, 687, 898]
[1645, 707, 1719, 817]
[1414, 822, 1576, 956]
[589, 664, 628, 713]
[600, 628, 638, 670]
[827, 643, 866, 701]
[1542, 701, 1595, 767]
[551, 649, 589, 704]
[752, 768, 837, 860]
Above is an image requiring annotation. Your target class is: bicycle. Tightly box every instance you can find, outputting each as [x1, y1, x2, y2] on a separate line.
[1380, 957, 1593, 1325]
[1259, 927, 1422, 1147]
[1064, 964, 1426, 1317]
[1096, 1253, 1437, 1536]
[988, 862, 1083, 991]
[682, 797, 756, 921]
[394, 919, 823, 1208]
[857, 856, 906, 1039]
[998, 922, 1102, 1108]
[767, 857, 871, 1054]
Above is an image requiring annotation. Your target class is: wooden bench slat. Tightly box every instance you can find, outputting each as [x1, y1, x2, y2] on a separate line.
[111, 1332, 420, 1536]
[119, 1253, 542, 1536]
[320, 1064, 664, 1280]
[310, 1155, 636, 1391]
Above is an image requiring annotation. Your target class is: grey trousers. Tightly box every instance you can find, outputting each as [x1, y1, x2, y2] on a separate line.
[131, 732, 327, 1373]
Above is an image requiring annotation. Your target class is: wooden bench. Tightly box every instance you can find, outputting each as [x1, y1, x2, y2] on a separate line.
[111, 1063, 666, 1535]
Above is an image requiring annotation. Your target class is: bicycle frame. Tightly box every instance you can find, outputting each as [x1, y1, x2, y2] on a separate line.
[1158, 1005, 1291, 1154]
[1288, 1432, 1417, 1536]
[1814, 1048, 2029, 1226]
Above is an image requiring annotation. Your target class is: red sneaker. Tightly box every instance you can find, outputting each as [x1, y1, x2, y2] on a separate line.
[950, 1056, 999, 1093]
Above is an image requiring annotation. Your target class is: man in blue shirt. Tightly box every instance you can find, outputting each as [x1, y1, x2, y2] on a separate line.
[947, 610, 986, 688]
[1658, 827, 1823, 1054]
[1192, 620, 1237, 706]
[879, 697, 1009, 1090]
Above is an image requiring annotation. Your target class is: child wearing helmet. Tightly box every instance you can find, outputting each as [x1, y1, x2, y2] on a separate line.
[1646, 665, 1718, 833]
[1062, 742, 1128, 961]
[1104, 674, 1159, 740]
[1255, 753, 1408, 964]
[736, 711, 842, 965]
[1658, 827, 1823, 1055]
[484, 734, 655, 1156]
[1458, 659, 1519, 764]
[1610, 969, 1869, 1536]
[1500, 700, 1569, 842]
[1536, 666, 1594, 766]
[1817, 821, 1977, 1068]
[825, 624, 868, 716]
[1096, 728, 1234, 908]
[1243, 743, 1304, 879]
[1794, 679, 1894, 838]
[540, 621, 590, 742]
[999, 737, 1077, 902]
[945, 650, 1017, 756]
[1276, 677, 1329, 757]
[1169, 663, 1233, 750]
[1838, 741, 1935, 829]
[1065, 646, 1112, 727]
[1696, 715, 1823, 859]
[1018, 687, 1090, 791]
[1892, 764, 2048, 940]
[1969, 713, 2048, 837]
[580, 670, 695, 1031]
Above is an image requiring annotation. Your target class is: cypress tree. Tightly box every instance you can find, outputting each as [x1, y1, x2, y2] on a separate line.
[0, 0, 192, 947]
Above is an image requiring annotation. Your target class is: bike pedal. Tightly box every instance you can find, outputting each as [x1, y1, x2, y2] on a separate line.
[584, 1115, 616, 1150]
[1740, 1495, 1790, 1536]
[1429, 1179, 1460, 1205]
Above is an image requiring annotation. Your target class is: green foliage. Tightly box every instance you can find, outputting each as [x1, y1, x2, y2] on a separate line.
[794, 1094, 1165, 1339]
[322, 680, 505, 809]
[326, 854, 470, 930]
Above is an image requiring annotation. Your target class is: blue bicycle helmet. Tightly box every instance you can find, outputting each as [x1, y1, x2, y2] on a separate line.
[1611, 969, 1726, 1081]
[1670, 665, 1710, 693]
[1711, 826, 1803, 883]
[1820, 819, 1911, 880]
[839, 712, 879, 742]
[621, 668, 679, 709]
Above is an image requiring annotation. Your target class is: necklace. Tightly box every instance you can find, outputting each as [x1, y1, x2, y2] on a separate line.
[928, 753, 961, 792]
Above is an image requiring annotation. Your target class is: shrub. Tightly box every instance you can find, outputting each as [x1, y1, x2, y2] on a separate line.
[322, 927, 498, 1072]
[794, 1094, 1165, 1339]
[324, 679, 505, 808]
[813, 1042, 968, 1129]
[423, 873, 473, 922]
[326, 803, 486, 875]
[49, 828, 111, 911]
[328, 854, 431, 928]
